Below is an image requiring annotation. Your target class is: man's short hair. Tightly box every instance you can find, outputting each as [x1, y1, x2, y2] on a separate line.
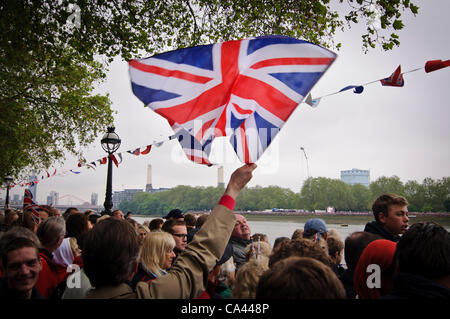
[88, 214, 100, 225]
[256, 256, 346, 299]
[36, 216, 66, 247]
[395, 222, 450, 280]
[1, 237, 40, 266]
[268, 238, 333, 268]
[63, 207, 79, 221]
[161, 219, 186, 234]
[344, 231, 382, 270]
[183, 213, 197, 228]
[327, 236, 344, 258]
[149, 218, 164, 231]
[0, 226, 41, 255]
[372, 194, 408, 222]
[195, 214, 209, 228]
[83, 218, 140, 288]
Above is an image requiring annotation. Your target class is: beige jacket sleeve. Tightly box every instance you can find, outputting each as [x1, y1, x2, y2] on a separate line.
[136, 204, 235, 299]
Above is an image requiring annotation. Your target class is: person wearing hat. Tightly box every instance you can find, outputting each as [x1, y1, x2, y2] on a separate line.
[303, 218, 329, 240]
[163, 209, 184, 221]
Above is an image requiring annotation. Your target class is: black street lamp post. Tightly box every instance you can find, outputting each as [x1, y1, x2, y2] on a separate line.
[4, 175, 13, 210]
[101, 127, 121, 216]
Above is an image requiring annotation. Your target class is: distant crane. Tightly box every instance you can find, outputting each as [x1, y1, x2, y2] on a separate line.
[300, 147, 310, 179]
[59, 194, 89, 206]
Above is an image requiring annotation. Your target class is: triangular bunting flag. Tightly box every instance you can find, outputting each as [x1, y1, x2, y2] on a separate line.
[110, 154, 118, 167]
[304, 94, 321, 108]
[87, 162, 97, 170]
[380, 65, 404, 87]
[110, 153, 123, 167]
[141, 145, 152, 155]
[304, 93, 313, 106]
[127, 148, 141, 156]
[339, 85, 364, 94]
[425, 59, 450, 73]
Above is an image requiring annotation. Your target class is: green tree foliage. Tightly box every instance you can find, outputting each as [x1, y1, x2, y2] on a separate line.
[1, 1, 113, 179]
[300, 177, 354, 211]
[404, 180, 426, 212]
[1, 0, 419, 180]
[369, 176, 405, 200]
[421, 177, 450, 212]
[350, 183, 372, 211]
[120, 174, 449, 215]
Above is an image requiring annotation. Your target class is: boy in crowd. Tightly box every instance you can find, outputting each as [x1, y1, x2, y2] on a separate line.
[364, 194, 409, 242]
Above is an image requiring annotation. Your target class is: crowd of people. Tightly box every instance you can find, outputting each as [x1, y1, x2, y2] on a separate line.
[0, 164, 449, 299]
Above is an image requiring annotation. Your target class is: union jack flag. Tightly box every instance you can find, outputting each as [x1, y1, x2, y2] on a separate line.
[380, 65, 404, 87]
[129, 35, 336, 164]
[23, 189, 40, 225]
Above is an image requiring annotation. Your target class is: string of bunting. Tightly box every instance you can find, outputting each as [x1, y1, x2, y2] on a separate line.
[4, 59, 449, 190]
[302, 59, 449, 107]
[7, 134, 181, 189]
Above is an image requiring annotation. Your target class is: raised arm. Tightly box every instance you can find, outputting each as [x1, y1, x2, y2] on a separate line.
[138, 164, 256, 299]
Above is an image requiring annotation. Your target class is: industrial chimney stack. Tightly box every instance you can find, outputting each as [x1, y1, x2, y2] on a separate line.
[218, 166, 225, 188]
[145, 164, 153, 192]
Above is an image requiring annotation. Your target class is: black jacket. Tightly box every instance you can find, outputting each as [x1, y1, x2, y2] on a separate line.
[382, 272, 450, 299]
[364, 221, 400, 242]
[339, 268, 357, 299]
[127, 262, 158, 290]
[0, 277, 43, 299]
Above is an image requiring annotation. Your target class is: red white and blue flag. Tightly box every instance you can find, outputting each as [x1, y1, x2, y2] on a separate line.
[129, 35, 336, 164]
[380, 65, 404, 87]
[23, 189, 40, 225]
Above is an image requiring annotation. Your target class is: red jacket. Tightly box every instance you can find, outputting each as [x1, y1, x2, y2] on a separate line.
[35, 250, 71, 299]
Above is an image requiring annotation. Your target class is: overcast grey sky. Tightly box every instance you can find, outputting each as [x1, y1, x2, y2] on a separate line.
[6, 0, 450, 205]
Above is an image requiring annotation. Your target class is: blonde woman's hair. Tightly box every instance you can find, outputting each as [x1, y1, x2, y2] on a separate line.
[140, 231, 175, 276]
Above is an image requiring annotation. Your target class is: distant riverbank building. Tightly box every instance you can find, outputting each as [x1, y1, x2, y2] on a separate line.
[340, 168, 370, 187]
